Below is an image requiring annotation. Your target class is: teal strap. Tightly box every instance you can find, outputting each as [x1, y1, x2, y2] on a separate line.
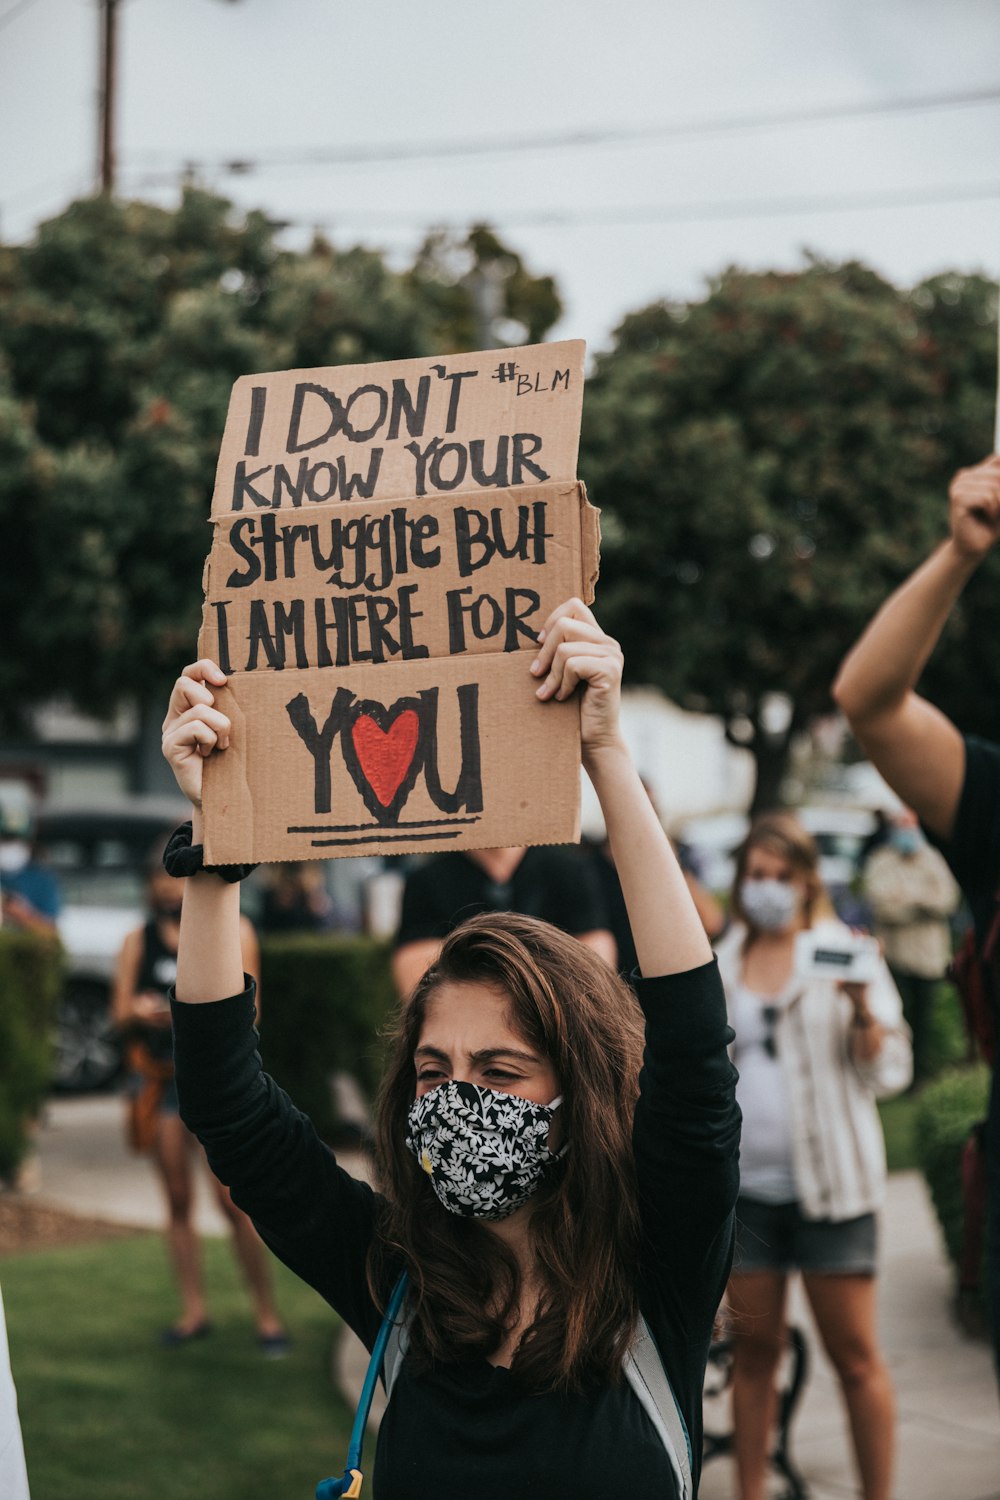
[316, 1273, 409, 1500]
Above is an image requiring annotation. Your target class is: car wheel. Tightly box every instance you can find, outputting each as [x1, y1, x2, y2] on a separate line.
[52, 980, 122, 1092]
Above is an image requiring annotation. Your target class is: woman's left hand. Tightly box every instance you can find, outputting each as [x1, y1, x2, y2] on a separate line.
[531, 599, 625, 757]
[841, 981, 871, 1016]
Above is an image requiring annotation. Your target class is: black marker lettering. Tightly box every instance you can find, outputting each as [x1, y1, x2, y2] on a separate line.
[244, 386, 267, 456]
[286, 686, 355, 814]
[286, 383, 344, 454]
[387, 376, 430, 440]
[511, 434, 549, 485]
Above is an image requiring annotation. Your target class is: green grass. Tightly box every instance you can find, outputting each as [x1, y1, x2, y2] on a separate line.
[879, 1092, 920, 1173]
[2, 1233, 354, 1500]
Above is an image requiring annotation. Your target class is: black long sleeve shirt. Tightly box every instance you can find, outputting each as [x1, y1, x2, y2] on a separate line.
[171, 958, 740, 1499]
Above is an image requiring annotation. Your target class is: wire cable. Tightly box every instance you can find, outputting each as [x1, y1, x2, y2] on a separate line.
[211, 180, 1000, 235]
[125, 84, 1000, 176]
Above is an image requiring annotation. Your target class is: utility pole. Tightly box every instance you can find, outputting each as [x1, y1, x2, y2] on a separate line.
[97, 0, 120, 194]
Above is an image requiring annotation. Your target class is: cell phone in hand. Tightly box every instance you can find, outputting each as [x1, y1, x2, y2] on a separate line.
[794, 930, 880, 984]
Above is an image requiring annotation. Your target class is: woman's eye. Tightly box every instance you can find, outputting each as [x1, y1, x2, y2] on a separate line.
[416, 1069, 446, 1084]
[484, 1070, 520, 1085]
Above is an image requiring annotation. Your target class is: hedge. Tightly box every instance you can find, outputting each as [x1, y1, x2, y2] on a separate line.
[913, 1065, 990, 1279]
[257, 934, 399, 1140]
[0, 929, 63, 1176]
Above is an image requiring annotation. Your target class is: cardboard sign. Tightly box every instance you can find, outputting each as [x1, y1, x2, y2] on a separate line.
[199, 340, 599, 863]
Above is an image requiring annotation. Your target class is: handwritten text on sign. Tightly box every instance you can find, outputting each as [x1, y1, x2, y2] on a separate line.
[200, 341, 598, 864]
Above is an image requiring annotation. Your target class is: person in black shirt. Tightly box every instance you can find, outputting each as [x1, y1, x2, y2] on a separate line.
[834, 452, 1000, 1387]
[161, 598, 741, 1499]
[392, 842, 614, 998]
[113, 857, 288, 1353]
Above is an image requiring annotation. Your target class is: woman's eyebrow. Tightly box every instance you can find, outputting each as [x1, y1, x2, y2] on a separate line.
[469, 1047, 541, 1065]
[414, 1045, 450, 1062]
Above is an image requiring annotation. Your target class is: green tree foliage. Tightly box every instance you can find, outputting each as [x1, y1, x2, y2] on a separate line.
[0, 192, 561, 730]
[580, 260, 997, 809]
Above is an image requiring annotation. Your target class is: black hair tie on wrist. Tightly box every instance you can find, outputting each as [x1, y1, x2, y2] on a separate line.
[162, 821, 257, 884]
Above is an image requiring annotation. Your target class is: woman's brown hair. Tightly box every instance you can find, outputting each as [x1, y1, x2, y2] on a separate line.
[729, 810, 830, 935]
[371, 911, 646, 1393]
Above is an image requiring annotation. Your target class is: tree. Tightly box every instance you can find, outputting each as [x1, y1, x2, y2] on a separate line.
[0, 192, 561, 739]
[580, 259, 997, 812]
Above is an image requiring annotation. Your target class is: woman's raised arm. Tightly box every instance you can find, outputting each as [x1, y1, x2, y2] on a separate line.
[532, 600, 712, 978]
[161, 660, 245, 1004]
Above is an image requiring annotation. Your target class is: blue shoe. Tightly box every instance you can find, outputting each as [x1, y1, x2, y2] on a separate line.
[257, 1331, 291, 1359]
[160, 1320, 213, 1347]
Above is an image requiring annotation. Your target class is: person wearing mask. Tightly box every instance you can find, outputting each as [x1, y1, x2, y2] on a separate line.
[833, 453, 1000, 1385]
[158, 599, 741, 1498]
[0, 806, 59, 937]
[864, 808, 960, 1085]
[716, 811, 911, 1500]
[112, 853, 288, 1353]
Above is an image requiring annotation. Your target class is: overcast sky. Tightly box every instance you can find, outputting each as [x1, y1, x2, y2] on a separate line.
[2, 0, 999, 353]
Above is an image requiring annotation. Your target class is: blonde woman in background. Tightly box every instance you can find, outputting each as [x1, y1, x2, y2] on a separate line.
[716, 812, 911, 1500]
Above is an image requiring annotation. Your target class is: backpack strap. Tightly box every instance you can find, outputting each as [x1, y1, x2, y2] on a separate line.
[383, 1292, 411, 1398]
[623, 1316, 693, 1500]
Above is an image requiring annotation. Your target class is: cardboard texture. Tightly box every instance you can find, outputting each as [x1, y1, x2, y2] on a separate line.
[200, 339, 599, 863]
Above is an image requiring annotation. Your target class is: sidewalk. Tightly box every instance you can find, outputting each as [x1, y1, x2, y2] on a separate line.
[30, 1095, 1000, 1499]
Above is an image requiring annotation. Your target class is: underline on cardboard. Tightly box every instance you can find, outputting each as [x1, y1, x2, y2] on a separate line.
[288, 817, 483, 833]
[310, 831, 464, 847]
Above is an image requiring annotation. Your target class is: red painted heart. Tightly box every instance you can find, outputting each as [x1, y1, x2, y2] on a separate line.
[350, 710, 421, 808]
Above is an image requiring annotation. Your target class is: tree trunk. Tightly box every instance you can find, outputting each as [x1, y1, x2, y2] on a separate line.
[749, 725, 794, 817]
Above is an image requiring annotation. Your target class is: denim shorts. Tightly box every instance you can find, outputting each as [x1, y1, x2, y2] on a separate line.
[734, 1195, 878, 1276]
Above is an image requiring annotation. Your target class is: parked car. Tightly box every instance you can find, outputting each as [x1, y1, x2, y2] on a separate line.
[35, 799, 187, 1091]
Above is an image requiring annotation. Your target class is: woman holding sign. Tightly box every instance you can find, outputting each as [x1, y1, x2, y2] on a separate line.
[159, 598, 740, 1499]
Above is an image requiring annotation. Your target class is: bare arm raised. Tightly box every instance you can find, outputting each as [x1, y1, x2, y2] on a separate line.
[532, 599, 712, 977]
[161, 659, 245, 1004]
[833, 455, 1000, 841]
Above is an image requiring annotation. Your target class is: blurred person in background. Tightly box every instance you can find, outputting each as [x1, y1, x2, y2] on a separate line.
[716, 812, 911, 1500]
[112, 849, 288, 1353]
[0, 805, 59, 938]
[258, 860, 333, 935]
[0, 802, 61, 1191]
[864, 808, 960, 1086]
[391, 844, 615, 999]
[834, 452, 1000, 1388]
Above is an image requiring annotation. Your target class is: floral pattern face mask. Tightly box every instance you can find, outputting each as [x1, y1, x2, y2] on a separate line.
[405, 1080, 565, 1221]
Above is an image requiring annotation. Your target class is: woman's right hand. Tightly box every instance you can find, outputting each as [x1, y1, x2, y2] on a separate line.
[161, 660, 231, 809]
[949, 454, 1000, 561]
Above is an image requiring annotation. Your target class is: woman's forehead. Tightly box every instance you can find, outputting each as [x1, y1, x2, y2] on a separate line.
[418, 980, 526, 1050]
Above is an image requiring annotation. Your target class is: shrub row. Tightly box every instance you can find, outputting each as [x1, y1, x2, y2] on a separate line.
[913, 1064, 990, 1282]
[257, 934, 399, 1140]
[0, 929, 63, 1176]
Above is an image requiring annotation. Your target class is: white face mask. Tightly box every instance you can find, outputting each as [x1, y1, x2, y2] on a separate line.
[739, 877, 800, 933]
[0, 842, 30, 875]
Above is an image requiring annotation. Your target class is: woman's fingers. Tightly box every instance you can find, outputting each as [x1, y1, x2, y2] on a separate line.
[536, 639, 621, 701]
[535, 596, 599, 648]
[168, 702, 232, 751]
[532, 604, 608, 678]
[163, 661, 228, 731]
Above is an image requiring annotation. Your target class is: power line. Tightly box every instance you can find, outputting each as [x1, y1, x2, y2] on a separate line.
[0, 0, 42, 32]
[246, 181, 1000, 235]
[125, 85, 1000, 177]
